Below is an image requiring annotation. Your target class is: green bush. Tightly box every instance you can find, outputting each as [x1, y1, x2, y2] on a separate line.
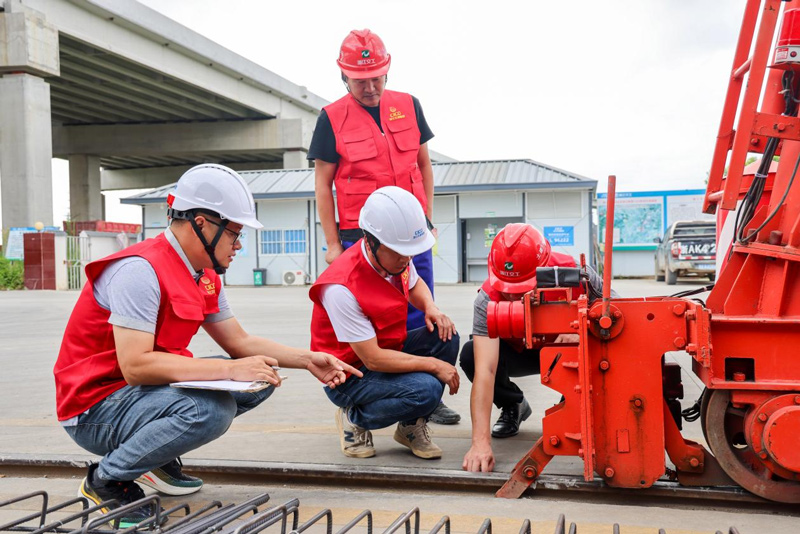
[0, 257, 24, 290]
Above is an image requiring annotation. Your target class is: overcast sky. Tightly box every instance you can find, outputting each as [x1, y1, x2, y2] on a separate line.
[51, 0, 746, 224]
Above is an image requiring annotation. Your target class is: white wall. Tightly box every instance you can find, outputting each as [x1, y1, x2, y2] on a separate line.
[253, 199, 311, 286]
[612, 250, 657, 277]
[525, 190, 592, 265]
[54, 233, 68, 290]
[459, 191, 523, 219]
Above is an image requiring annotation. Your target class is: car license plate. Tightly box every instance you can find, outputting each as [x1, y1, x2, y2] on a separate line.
[697, 263, 715, 270]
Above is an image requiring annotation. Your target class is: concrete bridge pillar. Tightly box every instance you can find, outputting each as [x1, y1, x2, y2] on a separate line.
[283, 150, 309, 169]
[0, 73, 55, 228]
[0, 4, 59, 230]
[68, 155, 103, 222]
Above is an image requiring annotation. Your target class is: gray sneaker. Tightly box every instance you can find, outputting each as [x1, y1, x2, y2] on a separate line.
[429, 401, 461, 425]
[393, 418, 442, 459]
[335, 407, 376, 458]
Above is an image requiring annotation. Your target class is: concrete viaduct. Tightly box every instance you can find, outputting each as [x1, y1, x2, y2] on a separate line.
[0, 0, 329, 231]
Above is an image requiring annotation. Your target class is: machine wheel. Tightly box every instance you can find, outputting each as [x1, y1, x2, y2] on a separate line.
[703, 389, 800, 503]
[655, 260, 665, 282]
[666, 268, 678, 285]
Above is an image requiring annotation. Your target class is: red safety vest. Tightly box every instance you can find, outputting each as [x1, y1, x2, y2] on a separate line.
[325, 90, 426, 230]
[482, 252, 580, 352]
[309, 239, 409, 370]
[54, 233, 221, 421]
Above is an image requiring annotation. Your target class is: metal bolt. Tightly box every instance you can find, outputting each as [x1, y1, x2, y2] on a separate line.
[759, 451, 768, 460]
[599, 360, 610, 371]
[751, 138, 759, 146]
[794, 395, 800, 405]
[633, 398, 643, 408]
[673, 337, 686, 349]
[758, 413, 768, 423]
[605, 467, 615, 478]
[550, 436, 560, 447]
[689, 457, 700, 468]
[599, 316, 613, 329]
[570, 321, 580, 330]
[733, 372, 746, 382]
[613, 310, 622, 319]
[769, 230, 783, 245]
[523, 466, 537, 479]
[672, 303, 686, 316]
[777, 122, 786, 131]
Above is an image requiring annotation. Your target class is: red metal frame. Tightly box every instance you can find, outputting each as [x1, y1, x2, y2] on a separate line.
[493, 0, 800, 502]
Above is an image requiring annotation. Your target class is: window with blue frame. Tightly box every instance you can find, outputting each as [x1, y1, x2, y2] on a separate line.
[284, 229, 307, 254]
[259, 228, 307, 255]
[260, 229, 282, 255]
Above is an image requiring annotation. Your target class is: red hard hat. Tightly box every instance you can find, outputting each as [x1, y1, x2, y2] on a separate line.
[488, 223, 551, 294]
[337, 29, 391, 79]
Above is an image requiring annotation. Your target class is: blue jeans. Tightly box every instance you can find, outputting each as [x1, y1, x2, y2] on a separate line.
[63, 383, 273, 481]
[341, 240, 434, 331]
[324, 326, 460, 430]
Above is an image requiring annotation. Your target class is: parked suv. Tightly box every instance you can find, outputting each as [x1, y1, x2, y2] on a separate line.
[654, 221, 716, 285]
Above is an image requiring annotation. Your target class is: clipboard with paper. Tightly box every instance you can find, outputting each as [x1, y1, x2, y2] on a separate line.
[170, 376, 287, 393]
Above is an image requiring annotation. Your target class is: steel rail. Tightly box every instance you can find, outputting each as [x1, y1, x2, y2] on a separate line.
[0, 456, 774, 506]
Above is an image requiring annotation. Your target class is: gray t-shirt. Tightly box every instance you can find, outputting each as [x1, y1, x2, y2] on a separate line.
[92, 227, 233, 334]
[472, 265, 613, 337]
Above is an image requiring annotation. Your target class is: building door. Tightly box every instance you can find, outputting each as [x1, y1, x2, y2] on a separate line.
[464, 217, 523, 283]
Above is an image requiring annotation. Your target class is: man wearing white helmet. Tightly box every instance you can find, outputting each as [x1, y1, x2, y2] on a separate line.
[309, 186, 460, 460]
[54, 164, 360, 525]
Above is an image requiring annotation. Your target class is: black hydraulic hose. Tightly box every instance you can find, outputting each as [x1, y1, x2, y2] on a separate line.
[733, 71, 800, 246]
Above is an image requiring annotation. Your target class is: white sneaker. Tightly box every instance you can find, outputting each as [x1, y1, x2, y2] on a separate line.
[393, 418, 442, 459]
[335, 407, 376, 458]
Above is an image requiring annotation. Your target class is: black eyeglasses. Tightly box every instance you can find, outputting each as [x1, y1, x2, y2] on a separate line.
[203, 217, 244, 244]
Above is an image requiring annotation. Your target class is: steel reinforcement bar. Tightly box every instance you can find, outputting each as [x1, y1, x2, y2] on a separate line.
[0, 491, 743, 534]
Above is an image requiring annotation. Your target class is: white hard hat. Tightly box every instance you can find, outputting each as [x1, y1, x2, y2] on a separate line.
[358, 186, 435, 256]
[169, 164, 263, 229]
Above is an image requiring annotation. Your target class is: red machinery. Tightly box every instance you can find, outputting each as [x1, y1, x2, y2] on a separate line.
[488, 0, 800, 503]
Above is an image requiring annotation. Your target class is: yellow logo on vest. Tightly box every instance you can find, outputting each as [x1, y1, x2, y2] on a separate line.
[388, 106, 406, 121]
[200, 276, 216, 295]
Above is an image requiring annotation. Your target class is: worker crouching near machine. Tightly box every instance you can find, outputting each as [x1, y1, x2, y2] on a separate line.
[309, 186, 460, 460]
[54, 164, 360, 525]
[461, 223, 613, 473]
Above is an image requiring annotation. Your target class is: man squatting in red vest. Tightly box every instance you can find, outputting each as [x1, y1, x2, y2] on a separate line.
[461, 223, 617, 473]
[54, 165, 360, 524]
[309, 187, 461, 460]
[309, 29, 460, 426]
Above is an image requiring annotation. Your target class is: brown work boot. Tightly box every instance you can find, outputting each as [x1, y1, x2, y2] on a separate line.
[335, 407, 375, 458]
[393, 418, 442, 459]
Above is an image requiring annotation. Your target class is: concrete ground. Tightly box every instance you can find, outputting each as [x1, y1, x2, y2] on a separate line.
[0, 278, 796, 533]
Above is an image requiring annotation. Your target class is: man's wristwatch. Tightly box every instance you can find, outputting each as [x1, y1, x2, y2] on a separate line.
[426, 216, 435, 231]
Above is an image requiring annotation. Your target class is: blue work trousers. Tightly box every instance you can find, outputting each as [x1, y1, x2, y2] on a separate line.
[63, 382, 273, 481]
[323, 326, 460, 430]
[341, 240, 434, 330]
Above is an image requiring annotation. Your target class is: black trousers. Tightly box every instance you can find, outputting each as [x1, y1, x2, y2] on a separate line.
[459, 339, 540, 409]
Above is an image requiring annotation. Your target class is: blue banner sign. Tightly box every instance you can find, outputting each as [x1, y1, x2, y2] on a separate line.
[544, 225, 574, 246]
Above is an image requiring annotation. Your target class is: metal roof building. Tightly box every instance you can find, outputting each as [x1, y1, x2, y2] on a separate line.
[123, 159, 597, 286]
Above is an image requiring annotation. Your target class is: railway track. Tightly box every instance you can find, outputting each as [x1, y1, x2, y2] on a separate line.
[0, 456, 783, 507]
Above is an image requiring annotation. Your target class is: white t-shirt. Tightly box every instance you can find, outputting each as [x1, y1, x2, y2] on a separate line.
[320, 241, 418, 343]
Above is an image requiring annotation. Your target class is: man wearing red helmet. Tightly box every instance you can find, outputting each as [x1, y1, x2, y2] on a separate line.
[309, 29, 459, 425]
[460, 223, 612, 473]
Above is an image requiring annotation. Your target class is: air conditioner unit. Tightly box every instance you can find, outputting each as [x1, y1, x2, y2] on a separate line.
[282, 270, 307, 286]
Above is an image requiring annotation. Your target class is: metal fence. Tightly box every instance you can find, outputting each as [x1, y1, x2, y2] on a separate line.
[66, 236, 88, 290]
